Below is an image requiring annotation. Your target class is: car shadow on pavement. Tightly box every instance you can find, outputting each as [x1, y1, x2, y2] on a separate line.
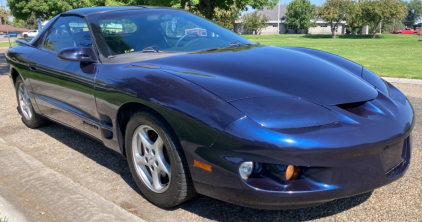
[177, 191, 372, 221]
[36, 122, 144, 195]
[36, 120, 372, 222]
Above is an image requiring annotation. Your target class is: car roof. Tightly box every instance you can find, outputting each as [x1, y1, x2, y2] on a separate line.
[62, 6, 154, 16]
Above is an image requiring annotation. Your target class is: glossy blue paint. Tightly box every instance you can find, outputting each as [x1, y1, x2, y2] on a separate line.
[133, 45, 378, 105]
[5, 6, 415, 210]
[230, 97, 338, 129]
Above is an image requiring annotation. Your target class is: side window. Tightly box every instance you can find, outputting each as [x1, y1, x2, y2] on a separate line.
[43, 16, 92, 52]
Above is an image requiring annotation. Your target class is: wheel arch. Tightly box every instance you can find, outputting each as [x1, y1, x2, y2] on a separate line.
[10, 67, 21, 85]
[116, 102, 179, 158]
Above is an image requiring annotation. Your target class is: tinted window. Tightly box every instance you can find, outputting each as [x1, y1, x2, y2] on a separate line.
[43, 16, 92, 52]
[88, 9, 251, 57]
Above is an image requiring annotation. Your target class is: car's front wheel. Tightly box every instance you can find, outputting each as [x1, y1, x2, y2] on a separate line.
[15, 77, 48, 128]
[125, 109, 196, 207]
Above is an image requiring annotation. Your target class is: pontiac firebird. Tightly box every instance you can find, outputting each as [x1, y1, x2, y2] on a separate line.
[6, 6, 414, 209]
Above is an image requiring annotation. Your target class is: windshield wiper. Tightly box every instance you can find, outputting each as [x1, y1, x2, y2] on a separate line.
[142, 46, 165, 53]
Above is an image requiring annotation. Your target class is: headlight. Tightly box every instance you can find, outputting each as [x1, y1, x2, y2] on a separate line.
[239, 161, 254, 180]
[230, 97, 337, 129]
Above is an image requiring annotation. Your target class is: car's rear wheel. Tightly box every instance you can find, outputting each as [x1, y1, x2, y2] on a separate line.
[125, 109, 196, 207]
[15, 77, 48, 128]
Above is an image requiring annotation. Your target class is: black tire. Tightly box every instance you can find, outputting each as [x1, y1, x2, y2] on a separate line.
[23, 34, 28, 38]
[15, 77, 49, 128]
[125, 108, 196, 207]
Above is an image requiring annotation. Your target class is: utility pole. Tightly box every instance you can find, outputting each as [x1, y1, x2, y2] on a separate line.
[37, 18, 41, 31]
[419, 19, 422, 41]
[0, 0, 10, 47]
[277, 1, 280, 34]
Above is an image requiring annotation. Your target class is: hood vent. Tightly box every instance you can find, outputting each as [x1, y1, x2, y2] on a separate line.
[337, 101, 367, 109]
[336, 101, 368, 117]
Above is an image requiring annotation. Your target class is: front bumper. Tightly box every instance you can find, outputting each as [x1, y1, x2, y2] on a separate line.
[184, 83, 414, 209]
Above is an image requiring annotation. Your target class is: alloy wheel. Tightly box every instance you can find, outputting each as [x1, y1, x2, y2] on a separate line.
[131, 125, 171, 193]
[18, 82, 32, 120]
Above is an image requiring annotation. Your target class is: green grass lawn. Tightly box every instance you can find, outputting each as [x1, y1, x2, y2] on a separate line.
[1, 34, 420, 78]
[243, 34, 422, 79]
[0, 41, 16, 47]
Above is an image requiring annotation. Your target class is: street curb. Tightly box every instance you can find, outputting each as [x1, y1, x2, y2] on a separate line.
[0, 138, 145, 222]
[382, 77, 422, 85]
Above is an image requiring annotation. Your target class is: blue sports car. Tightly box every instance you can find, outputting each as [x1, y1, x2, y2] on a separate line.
[6, 6, 414, 209]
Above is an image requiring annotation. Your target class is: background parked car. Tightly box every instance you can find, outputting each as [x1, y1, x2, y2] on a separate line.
[0, 34, 9, 38]
[393, 28, 420, 34]
[22, 30, 38, 38]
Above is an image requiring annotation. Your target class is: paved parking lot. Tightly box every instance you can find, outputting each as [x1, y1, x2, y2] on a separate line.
[0, 47, 421, 221]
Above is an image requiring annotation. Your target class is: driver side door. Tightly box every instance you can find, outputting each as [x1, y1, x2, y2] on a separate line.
[27, 15, 105, 139]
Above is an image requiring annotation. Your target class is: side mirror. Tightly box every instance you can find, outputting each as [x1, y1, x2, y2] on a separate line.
[58, 47, 98, 63]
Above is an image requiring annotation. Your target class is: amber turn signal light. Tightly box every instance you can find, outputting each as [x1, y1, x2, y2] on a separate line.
[286, 165, 300, 180]
[193, 159, 212, 172]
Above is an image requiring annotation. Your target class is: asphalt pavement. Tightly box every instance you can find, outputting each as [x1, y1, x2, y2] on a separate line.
[0, 47, 421, 221]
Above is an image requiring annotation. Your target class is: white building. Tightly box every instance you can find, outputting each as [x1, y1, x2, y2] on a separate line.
[235, 5, 346, 35]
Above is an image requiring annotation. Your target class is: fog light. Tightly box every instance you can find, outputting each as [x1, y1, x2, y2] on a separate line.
[286, 165, 300, 180]
[239, 161, 254, 180]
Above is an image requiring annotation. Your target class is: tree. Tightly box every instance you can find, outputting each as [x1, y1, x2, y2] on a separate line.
[8, 0, 275, 25]
[404, 0, 422, 27]
[241, 11, 269, 34]
[0, 6, 11, 25]
[360, 0, 407, 39]
[285, 0, 316, 34]
[185, 0, 278, 20]
[344, 0, 363, 34]
[317, 0, 348, 38]
[214, 5, 241, 30]
[8, 0, 90, 20]
[13, 17, 24, 28]
[23, 13, 39, 29]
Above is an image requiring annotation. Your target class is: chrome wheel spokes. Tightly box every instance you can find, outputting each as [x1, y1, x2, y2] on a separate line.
[132, 125, 171, 193]
[18, 83, 32, 120]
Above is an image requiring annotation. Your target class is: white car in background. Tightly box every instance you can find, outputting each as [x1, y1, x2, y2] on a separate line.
[22, 30, 38, 38]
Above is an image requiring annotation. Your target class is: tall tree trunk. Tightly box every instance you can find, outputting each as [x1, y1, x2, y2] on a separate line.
[331, 27, 336, 38]
[372, 30, 377, 39]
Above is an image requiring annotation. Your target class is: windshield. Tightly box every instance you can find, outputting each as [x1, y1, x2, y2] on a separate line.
[88, 9, 251, 57]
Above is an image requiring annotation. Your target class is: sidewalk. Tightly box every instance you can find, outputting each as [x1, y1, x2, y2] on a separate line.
[0, 138, 145, 222]
[382, 77, 422, 85]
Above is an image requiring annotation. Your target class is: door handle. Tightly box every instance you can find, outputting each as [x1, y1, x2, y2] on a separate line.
[28, 62, 37, 71]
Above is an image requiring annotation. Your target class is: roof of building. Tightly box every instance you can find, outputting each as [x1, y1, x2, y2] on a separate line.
[0, 25, 29, 33]
[237, 5, 346, 25]
[257, 5, 287, 22]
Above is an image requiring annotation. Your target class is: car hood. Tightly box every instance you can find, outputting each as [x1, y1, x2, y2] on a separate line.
[131, 45, 378, 105]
